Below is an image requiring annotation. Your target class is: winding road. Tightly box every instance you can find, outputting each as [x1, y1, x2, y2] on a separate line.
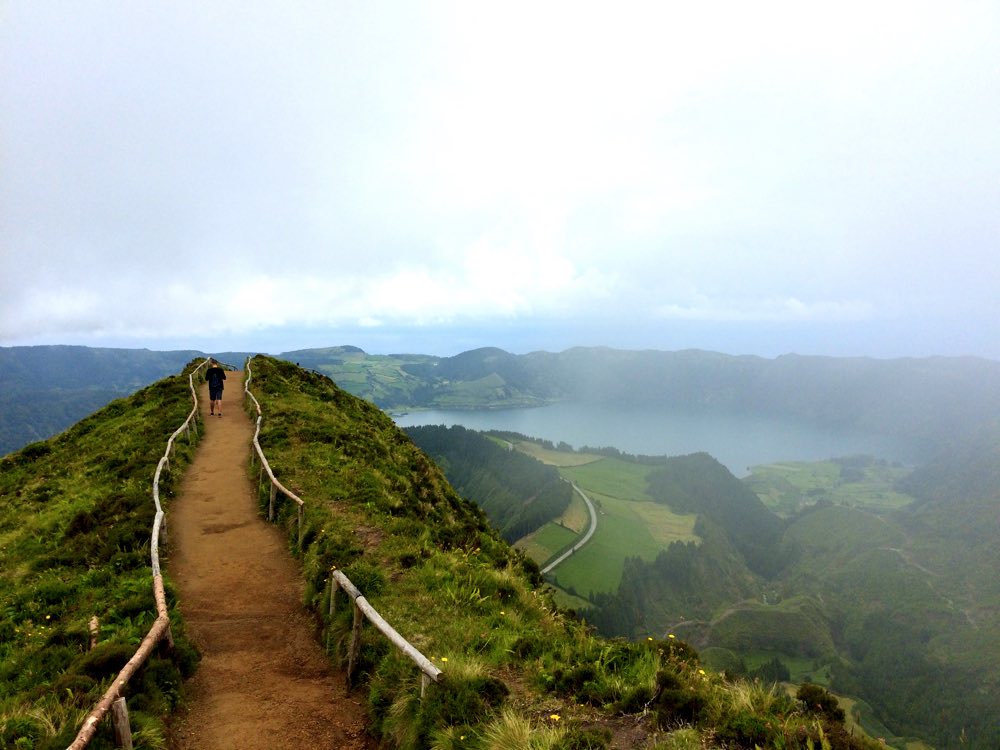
[541, 482, 598, 574]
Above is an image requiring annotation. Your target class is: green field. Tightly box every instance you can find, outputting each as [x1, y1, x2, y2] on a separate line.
[515, 521, 577, 564]
[744, 458, 915, 515]
[513, 451, 699, 599]
[559, 457, 658, 499]
[514, 440, 602, 467]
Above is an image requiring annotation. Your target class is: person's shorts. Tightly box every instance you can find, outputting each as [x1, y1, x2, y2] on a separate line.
[209, 385, 223, 401]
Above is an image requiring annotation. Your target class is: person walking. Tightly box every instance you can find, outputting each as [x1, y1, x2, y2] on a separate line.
[206, 359, 227, 417]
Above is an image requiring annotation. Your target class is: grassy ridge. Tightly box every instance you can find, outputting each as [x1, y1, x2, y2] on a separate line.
[0, 363, 203, 749]
[244, 355, 880, 750]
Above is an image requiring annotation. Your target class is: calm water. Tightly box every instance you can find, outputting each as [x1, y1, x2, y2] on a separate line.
[393, 402, 927, 476]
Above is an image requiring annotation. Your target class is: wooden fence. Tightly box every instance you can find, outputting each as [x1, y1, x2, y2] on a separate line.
[243, 357, 442, 693]
[67, 358, 210, 750]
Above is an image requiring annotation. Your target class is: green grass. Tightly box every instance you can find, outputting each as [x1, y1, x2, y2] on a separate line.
[515, 522, 577, 564]
[559, 457, 657, 500]
[0, 363, 204, 749]
[547, 491, 694, 598]
[744, 459, 915, 516]
[512, 455, 698, 598]
[513, 441, 602, 467]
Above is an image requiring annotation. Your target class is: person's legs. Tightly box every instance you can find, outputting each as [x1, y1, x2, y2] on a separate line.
[209, 386, 222, 415]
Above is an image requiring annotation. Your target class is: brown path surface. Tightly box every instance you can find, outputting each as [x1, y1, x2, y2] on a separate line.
[168, 372, 373, 750]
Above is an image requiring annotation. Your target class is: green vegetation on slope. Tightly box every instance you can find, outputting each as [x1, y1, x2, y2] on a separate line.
[244, 356, 878, 750]
[745, 456, 914, 516]
[0, 345, 203, 456]
[432, 433, 1000, 748]
[282, 344, 1000, 451]
[404, 425, 573, 543]
[0, 363, 203, 749]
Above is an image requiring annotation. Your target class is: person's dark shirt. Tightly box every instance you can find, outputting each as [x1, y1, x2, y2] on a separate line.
[206, 366, 226, 390]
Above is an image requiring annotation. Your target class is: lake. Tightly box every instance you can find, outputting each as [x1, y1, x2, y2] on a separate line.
[393, 402, 928, 476]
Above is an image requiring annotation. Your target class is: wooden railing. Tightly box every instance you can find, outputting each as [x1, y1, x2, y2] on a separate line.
[68, 358, 210, 750]
[244, 356, 442, 693]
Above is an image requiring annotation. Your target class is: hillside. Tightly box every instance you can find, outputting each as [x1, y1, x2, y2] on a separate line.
[415, 430, 1000, 748]
[0, 355, 885, 749]
[0, 346, 253, 456]
[3, 353, 992, 747]
[235, 356, 886, 749]
[0, 361, 204, 748]
[7, 344, 999, 460]
[283, 345, 1000, 451]
[404, 425, 573, 542]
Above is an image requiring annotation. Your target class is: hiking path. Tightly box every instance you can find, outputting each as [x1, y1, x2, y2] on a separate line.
[167, 371, 373, 750]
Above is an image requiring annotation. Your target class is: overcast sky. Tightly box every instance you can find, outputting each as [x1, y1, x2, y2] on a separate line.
[2, 2, 998, 358]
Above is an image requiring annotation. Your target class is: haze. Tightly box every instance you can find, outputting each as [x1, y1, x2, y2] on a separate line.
[2, 2, 998, 358]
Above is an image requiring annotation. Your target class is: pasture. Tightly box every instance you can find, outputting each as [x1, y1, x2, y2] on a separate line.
[744, 459, 914, 515]
[514, 450, 700, 599]
[513, 440, 602, 467]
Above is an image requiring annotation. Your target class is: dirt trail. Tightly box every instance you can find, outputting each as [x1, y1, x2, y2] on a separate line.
[168, 372, 373, 750]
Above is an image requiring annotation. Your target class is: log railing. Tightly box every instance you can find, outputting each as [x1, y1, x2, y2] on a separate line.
[244, 357, 442, 694]
[68, 358, 210, 750]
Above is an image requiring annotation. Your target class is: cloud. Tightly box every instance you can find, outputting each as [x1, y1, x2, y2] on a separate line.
[1, 1, 998, 357]
[655, 296, 876, 323]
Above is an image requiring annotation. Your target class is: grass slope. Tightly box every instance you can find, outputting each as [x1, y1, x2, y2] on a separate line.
[0, 363, 203, 749]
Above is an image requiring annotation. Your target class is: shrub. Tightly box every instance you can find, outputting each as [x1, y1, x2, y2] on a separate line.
[75, 642, 135, 679]
[654, 669, 706, 728]
[555, 726, 612, 749]
[715, 710, 773, 748]
[797, 682, 845, 723]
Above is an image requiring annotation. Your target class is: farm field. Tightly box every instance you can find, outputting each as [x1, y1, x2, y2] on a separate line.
[513, 440, 602, 467]
[514, 520, 577, 565]
[744, 459, 914, 516]
[514, 449, 699, 599]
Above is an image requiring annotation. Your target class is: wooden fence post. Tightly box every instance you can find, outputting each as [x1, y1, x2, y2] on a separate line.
[297, 505, 304, 549]
[111, 696, 133, 750]
[347, 601, 364, 687]
[269, 485, 277, 521]
[89, 616, 99, 650]
[326, 576, 340, 654]
[329, 575, 339, 618]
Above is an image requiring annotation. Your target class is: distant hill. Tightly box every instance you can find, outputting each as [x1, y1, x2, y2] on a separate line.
[286, 345, 1000, 451]
[0, 345, 253, 455]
